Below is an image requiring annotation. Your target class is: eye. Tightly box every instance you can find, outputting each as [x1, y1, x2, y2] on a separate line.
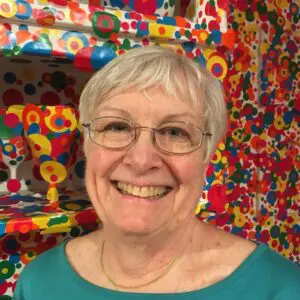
[158, 127, 190, 138]
[102, 122, 131, 132]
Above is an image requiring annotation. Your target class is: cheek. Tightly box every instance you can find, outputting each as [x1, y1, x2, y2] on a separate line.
[168, 153, 206, 185]
[86, 144, 119, 176]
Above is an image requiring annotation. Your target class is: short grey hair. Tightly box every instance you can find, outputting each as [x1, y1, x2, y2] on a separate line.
[79, 46, 227, 162]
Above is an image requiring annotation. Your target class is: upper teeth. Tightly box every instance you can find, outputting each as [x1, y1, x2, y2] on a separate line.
[116, 182, 169, 198]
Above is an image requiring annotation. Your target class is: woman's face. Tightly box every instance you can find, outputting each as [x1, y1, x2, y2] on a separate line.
[85, 88, 208, 235]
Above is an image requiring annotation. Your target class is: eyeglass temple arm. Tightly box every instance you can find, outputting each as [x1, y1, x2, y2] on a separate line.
[203, 132, 212, 137]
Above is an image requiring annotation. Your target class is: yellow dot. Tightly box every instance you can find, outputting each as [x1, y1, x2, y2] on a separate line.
[2, 268, 8, 274]
[219, 143, 225, 150]
[4, 145, 13, 152]
[200, 32, 207, 40]
[221, 156, 228, 164]
[235, 62, 242, 71]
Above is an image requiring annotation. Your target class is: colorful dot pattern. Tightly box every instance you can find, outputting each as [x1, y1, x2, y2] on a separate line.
[197, 0, 299, 264]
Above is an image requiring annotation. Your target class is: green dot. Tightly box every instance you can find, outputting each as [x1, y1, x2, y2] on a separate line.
[227, 102, 233, 109]
[184, 30, 191, 38]
[0, 170, 8, 182]
[70, 227, 81, 237]
[233, 111, 240, 119]
[16, 263, 22, 269]
[232, 22, 238, 31]
[201, 23, 207, 29]
[164, 2, 168, 9]
[9, 161, 17, 166]
[47, 132, 55, 140]
[279, 233, 287, 244]
[0, 261, 15, 279]
[123, 39, 130, 48]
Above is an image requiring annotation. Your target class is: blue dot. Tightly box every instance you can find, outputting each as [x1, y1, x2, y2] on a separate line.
[9, 253, 20, 264]
[24, 84, 36, 95]
[55, 118, 64, 126]
[213, 65, 221, 75]
[4, 72, 16, 84]
[25, 179, 31, 185]
[175, 31, 181, 39]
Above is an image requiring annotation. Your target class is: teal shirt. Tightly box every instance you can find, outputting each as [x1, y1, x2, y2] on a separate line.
[13, 241, 299, 300]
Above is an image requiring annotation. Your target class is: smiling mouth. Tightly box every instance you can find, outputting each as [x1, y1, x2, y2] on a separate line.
[111, 181, 173, 199]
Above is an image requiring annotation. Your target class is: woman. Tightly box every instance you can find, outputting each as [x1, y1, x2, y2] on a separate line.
[14, 47, 299, 299]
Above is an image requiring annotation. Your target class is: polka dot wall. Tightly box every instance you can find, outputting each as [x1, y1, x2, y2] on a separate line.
[0, 0, 299, 298]
[198, 0, 299, 264]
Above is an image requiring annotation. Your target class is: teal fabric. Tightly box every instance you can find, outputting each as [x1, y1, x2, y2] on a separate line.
[13, 240, 299, 300]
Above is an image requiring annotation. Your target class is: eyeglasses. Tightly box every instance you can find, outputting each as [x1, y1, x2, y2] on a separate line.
[82, 116, 212, 155]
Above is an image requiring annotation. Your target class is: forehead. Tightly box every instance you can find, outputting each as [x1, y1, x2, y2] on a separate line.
[95, 88, 204, 123]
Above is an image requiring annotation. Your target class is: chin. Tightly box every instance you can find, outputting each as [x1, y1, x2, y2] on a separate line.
[112, 218, 157, 236]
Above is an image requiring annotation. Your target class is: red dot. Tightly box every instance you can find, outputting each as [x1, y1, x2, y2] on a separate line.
[34, 144, 41, 151]
[4, 113, 19, 128]
[50, 174, 58, 182]
[121, 22, 129, 30]
[9, 152, 17, 158]
[131, 21, 137, 29]
[3, 89, 24, 106]
[140, 22, 147, 31]
[7, 179, 21, 193]
[64, 120, 71, 127]
[41, 91, 61, 105]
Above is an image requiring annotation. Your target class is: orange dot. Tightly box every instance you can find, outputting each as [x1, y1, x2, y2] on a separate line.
[159, 27, 165, 35]
[68, 1, 79, 9]
[46, 166, 54, 173]
[17, 3, 27, 14]
[29, 115, 36, 122]
[109, 33, 118, 41]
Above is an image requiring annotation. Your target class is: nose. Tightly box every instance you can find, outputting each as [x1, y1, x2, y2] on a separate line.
[122, 128, 163, 174]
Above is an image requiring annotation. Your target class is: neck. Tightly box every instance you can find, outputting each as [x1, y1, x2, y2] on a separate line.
[98, 217, 200, 289]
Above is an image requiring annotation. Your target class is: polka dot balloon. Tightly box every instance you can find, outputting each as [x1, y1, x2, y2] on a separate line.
[22, 104, 79, 202]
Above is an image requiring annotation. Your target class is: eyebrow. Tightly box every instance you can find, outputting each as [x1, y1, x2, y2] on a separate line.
[96, 107, 203, 125]
[96, 107, 132, 119]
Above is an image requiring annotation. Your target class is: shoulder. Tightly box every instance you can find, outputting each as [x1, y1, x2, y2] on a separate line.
[257, 245, 300, 279]
[20, 241, 66, 278]
[13, 241, 68, 299]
